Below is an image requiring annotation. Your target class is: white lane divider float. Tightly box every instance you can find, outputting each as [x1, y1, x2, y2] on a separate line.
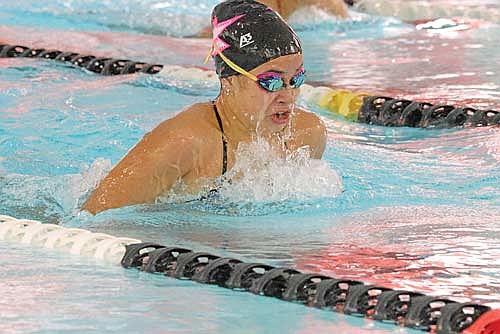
[0, 214, 141, 265]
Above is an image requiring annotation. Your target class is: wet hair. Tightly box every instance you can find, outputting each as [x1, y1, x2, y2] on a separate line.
[210, 0, 302, 78]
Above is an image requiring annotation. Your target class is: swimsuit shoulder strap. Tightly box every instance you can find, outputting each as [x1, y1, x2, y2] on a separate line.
[212, 103, 228, 175]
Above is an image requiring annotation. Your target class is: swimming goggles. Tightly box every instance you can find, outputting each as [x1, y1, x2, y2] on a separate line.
[206, 44, 306, 92]
[255, 69, 306, 92]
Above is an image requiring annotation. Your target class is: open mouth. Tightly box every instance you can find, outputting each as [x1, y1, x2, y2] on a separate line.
[271, 111, 291, 124]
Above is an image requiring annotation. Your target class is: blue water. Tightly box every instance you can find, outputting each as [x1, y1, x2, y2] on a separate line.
[1, 1, 500, 333]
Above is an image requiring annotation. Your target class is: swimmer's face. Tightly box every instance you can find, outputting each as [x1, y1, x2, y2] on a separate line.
[221, 53, 303, 136]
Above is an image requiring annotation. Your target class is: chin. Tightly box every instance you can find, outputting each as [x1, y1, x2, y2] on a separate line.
[258, 120, 289, 137]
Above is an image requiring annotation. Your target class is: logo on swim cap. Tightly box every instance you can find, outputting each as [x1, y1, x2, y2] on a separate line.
[239, 33, 255, 48]
[211, 0, 302, 78]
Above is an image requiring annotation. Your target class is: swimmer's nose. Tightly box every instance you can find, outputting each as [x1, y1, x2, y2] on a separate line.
[275, 86, 298, 104]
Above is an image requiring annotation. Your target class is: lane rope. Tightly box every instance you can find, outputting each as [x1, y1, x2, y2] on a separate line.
[1, 43, 499, 128]
[1, 214, 498, 334]
[0, 215, 140, 265]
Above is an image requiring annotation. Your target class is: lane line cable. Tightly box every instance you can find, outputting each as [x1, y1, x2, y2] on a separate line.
[1, 214, 499, 334]
[1, 43, 499, 128]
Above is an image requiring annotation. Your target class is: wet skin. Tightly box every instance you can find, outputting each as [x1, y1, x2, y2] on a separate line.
[262, 0, 348, 19]
[82, 54, 326, 214]
[197, 0, 348, 38]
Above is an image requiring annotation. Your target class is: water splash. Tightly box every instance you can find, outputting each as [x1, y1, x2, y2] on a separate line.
[218, 137, 342, 203]
[288, 5, 410, 38]
[0, 158, 111, 222]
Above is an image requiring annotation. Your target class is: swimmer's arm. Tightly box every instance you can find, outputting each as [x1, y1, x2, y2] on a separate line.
[82, 133, 194, 215]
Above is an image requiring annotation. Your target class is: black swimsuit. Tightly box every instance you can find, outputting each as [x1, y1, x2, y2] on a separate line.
[201, 102, 289, 200]
[213, 102, 228, 175]
[195, 103, 228, 201]
[212, 102, 289, 174]
[178, 103, 229, 203]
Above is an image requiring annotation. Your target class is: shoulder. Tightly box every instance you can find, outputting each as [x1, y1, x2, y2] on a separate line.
[155, 102, 213, 132]
[292, 108, 327, 159]
[295, 107, 324, 123]
[148, 102, 216, 140]
[131, 102, 214, 157]
[294, 108, 326, 137]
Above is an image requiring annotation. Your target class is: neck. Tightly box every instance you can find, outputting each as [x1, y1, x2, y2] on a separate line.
[215, 96, 255, 145]
[215, 95, 289, 147]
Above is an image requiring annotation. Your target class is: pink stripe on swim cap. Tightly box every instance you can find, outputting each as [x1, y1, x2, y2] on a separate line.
[211, 14, 246, 56]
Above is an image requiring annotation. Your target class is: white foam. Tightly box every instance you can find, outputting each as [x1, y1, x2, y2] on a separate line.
[288, 6, 338, 26]
[60, 158, 112, 214]
[218, 137, 342, 203]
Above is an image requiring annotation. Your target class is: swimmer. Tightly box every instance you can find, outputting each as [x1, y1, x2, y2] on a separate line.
[82, 0, 326, 214]
[197, 0, 350, 37]
[261, 0, 349, 19]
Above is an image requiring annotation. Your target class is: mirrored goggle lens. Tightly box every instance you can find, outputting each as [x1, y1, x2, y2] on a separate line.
[290, 70, 306, 88]
[258, 76, 285, 92]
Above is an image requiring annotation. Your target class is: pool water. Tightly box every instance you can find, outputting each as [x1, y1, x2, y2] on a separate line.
[1, 1, 500, 333]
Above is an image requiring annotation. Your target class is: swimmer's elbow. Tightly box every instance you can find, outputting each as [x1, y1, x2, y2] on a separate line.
[81, 191, 113, 215]
[81, 197, 101, 215]
[81, 178, 145, 215]
[81, 192, 146, 215]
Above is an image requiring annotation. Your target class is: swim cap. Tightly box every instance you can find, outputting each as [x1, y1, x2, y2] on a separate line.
[210, 0, 302, 78]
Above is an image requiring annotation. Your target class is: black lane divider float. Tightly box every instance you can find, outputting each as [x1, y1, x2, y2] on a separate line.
[0, 44, 164, 75]
[121, 242, 496, 334]
[2, 43, 499, 331]
[1, 43, 499, 129]
[358, 96, 500, 129]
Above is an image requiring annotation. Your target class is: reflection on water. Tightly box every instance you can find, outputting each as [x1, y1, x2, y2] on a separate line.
[308, 27, 500, 110]
[1, 0, 500, 332]
[293, 206, 500, 306]
[357, 0, 500, 23]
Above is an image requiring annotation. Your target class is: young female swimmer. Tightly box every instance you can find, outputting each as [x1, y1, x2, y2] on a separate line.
[260, 0, 349, 19]
[83, 0, 327, 214]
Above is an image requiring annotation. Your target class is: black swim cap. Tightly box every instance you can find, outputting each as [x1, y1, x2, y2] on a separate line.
[210, 0, 302, 78]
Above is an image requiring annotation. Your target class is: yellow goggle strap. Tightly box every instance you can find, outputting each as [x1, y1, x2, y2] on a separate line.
[204, 43, 258, 81]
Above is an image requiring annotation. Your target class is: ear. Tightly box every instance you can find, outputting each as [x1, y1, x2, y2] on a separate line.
[220, 77, 232, 88]
[220, 76, 244, 92]
[219, 77, 237, 97]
